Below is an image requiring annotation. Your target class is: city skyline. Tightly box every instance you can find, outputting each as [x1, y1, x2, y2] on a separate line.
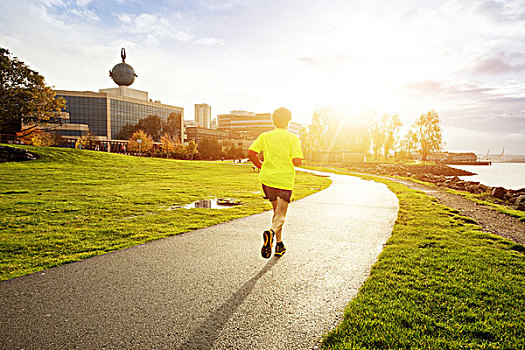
[1, 0, 524, 154]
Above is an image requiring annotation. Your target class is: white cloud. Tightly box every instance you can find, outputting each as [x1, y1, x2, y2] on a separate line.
[194, 37, 224, 46]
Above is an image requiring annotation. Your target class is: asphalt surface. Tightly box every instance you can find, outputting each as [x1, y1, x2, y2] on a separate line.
[0, 170, 398, 350]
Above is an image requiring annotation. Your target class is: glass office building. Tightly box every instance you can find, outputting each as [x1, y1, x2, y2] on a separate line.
[55, 89, 184, 142]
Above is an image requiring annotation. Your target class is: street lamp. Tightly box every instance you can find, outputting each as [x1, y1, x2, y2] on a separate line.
[137, 138, 142, 156]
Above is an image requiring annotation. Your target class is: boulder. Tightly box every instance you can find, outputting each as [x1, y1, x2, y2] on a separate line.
[491, 187, 506, 199]
[466, 184, 481, 194]
[0, 145, 39, 163]
[478, 184, 490, 193]
[516, 195, 525, 211]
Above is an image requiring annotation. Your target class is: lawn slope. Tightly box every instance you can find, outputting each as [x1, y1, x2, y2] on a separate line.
[0, 146, 331, 280]
[319, 170, 524, 349]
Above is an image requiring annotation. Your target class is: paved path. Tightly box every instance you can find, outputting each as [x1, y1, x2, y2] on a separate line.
[0, 170, 398, 350]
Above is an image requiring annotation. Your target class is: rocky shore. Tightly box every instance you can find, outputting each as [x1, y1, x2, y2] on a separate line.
[343, 163, 525, 211]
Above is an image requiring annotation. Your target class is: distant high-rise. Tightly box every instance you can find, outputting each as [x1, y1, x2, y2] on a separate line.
[195, 103, 211, 129]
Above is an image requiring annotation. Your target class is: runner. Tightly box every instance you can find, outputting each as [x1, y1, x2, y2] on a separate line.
[248, 107, 304, 258]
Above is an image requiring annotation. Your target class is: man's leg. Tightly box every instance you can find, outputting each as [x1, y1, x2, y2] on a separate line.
[271, 197, 289, 243]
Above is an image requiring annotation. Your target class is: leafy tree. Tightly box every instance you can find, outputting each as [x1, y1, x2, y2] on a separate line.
[225, 144, 245, 159]
[197, 138, 222, 160]
[307, 108, 331, 151]
[186, 140, 197, 160]
[400, 129, 418, 159]
[129, 130, 153, 154]
[163, 112, 182, 140]
[173, 141, 187, 159]
[135, 115, 162, 141]
[299, 126, 311, 155]
[414, 110, 444, 161]
[160, 133, 177, 158]
[0, 47, 65, 134]
[75, 133, 97, 150]
[116, 123, 135, 140]
[31, 131, 61, 147]
[382, 114, 402, 159]
[17, 124, 43, 144]
[370, 117, 385, 160]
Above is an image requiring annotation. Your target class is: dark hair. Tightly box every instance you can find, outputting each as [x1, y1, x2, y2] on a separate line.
[272, 107, 291, 128]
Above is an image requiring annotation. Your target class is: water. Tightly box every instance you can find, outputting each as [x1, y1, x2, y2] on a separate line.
[167, 198, 242, 210]
[452, 163, 525, 190]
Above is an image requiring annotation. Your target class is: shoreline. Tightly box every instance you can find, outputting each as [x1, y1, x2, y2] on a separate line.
[313, 162, 525, 212]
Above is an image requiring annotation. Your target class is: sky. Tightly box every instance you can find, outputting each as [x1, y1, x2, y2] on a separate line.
[1, 0, 524, 154]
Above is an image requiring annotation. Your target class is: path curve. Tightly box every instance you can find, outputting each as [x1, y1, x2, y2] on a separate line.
[0, 170, 398, 349]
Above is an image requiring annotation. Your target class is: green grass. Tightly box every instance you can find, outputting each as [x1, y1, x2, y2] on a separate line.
[314, 168, 525, 349]
[0, 145, 331, 280]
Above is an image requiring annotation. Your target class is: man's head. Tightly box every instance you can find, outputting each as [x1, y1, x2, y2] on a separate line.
[272, 107, 292, 129]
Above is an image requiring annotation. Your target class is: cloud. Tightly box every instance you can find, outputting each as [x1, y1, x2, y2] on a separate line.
[402, 80, 525, 138]
[444, 126, 525, 154]
[207, 0, 249, 11]
[471, 52, 525, 75]
[115, 12, 225, 46]
[194, 37, 224, 46]
[475, 0, 525, 22]
[403, 81, 491, 98]
[45, 0, 101, 22]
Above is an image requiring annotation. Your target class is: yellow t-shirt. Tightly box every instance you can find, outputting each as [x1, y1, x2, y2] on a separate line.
[249, 128, 304, 190]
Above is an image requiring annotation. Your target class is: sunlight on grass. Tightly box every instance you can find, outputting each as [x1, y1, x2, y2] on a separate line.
[0, 145, 331, 280]
[314, 169, 525, 350]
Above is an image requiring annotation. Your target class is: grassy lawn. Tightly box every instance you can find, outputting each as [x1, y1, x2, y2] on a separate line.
[0, 145, 331, 281]
[311, 167, 525, 349]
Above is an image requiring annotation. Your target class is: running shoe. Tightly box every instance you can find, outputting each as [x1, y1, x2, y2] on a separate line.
[275, 241, 286, 256]
[261, 230, 274, 259]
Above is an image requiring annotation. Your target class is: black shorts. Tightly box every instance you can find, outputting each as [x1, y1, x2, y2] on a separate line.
[262, 184, 292, 203]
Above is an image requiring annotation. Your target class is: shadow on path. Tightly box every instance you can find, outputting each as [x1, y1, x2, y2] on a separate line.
[177, 256, 281, 349]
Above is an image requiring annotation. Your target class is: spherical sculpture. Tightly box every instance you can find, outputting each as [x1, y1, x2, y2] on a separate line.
[109, 48, 137, 86]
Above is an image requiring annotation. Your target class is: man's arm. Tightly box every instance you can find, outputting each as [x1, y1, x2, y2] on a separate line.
[292, 158, 303, 167]
[248, 150, 262, 169]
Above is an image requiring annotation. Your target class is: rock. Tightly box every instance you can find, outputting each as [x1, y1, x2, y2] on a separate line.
[516, 195, 525, 211]
[478, 184, 490, 193]
[0, 145, 39, 163]
[491, 187, 506, 199]
[466, 184, 481, 194]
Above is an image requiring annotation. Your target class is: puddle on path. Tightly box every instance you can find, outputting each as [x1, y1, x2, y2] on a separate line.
[167, 198, 242, 210]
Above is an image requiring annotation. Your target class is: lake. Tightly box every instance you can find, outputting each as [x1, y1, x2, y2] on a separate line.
[452, 163, 525, 190]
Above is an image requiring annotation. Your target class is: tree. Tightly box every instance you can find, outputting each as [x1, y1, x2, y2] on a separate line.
[308, 108, 331, 151]
[75, 133, 97, 150]
[160, 133, 176, 158]
[414, 110, 443, 161]
[163, 112, 182, 140]
[382, 114, 402, 159]
[225, 144, 245, 159]
[128, 130, 153, 155]
[186, 140, 197, 160]
[116, 123, 135, 140]
[135, 115, 162, 141]
[31, 131, 61, 147]
[17, 124, 43, 144]
[0, 47, 65, 134]
[399, 129, 418, 160]
[370, 117, 385, 160]
[197, 138, 221, 160]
